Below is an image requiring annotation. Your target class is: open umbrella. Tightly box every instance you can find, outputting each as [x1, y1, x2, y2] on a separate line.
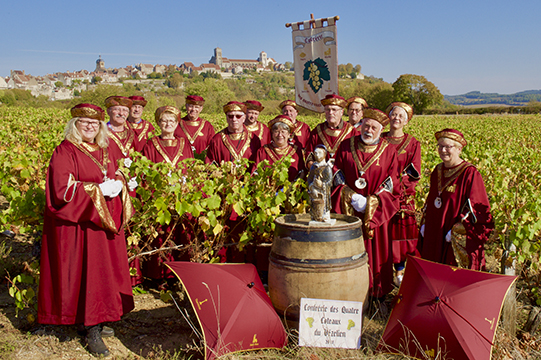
[377, 256, 516, 360]
[166, 261, 287, 360]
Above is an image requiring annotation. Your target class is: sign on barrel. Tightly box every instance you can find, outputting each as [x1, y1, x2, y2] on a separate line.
[298, 298, 363, 349]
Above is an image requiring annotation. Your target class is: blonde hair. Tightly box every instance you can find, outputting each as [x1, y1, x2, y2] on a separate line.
[64, 117, 109, 148]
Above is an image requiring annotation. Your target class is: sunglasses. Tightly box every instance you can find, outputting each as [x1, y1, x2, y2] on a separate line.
[227, 114, 244, 120]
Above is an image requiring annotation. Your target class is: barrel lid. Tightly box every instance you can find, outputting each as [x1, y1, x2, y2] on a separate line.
[275, 213, 362, 232]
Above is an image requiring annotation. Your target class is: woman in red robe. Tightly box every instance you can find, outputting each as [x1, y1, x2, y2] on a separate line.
[38, 103, 135, 357]
[279, 100, 311, 148]
[254, 115, 306, 181]
[419, 129, 494, 270]
[382, 102, 421, 285]
[141, 106, 194, 284]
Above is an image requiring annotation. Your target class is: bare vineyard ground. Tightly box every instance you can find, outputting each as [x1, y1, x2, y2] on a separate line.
[1, 230, 541, 360]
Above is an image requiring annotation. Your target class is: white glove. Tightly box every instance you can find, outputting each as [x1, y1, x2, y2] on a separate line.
[123, 157, 133, 168]
[420, 224, 425, 237]
[128, 177, 138, 191]
[445, 230, 452, 242]
[351, 193, 367, 212]
[99, 179, 122, 198]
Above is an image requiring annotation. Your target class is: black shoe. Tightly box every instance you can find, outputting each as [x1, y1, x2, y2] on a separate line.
[78, 324, 114, 338]
[86, 325, 110, 357]
[100, 325, 114, 338]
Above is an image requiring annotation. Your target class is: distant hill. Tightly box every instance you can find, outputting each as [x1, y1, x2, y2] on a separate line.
[444, 90, 541, 106]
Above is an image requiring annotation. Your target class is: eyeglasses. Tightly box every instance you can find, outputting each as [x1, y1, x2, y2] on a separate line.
[438, 145, 456, 151]
[160, 120, 177, 124]
[77, 120, 101, 128]
[227, 114, 244, 120]
[349, 109, 363, 113]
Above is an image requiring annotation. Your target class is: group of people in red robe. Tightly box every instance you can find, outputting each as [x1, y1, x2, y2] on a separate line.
[38, 92, 494, 356]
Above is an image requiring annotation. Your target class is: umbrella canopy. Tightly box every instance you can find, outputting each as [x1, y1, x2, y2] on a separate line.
[377, 256, 516, 360]
[166, 261, 287, 360]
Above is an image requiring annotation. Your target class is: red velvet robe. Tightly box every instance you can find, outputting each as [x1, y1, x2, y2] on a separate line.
[38, 140, 134, 327]
[129, 119, 155, 152]
[174, 116, 215, 154]
[290, 120, 311, 148]
[306, 121, 355, 158]
[141, 136, 194, 280]
[205, 127, 261, 164]
[246, 121, 271, 146]
[332, 136, 400, 297]
[254, 143, 305, 181]
[419, 161, 494, 270]
[382, 132, 421, 263]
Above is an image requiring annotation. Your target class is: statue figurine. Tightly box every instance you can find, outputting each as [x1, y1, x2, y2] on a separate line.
[307, 145, 334, 223]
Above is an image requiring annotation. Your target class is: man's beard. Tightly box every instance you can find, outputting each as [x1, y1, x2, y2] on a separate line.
[361, 133, 379, 145]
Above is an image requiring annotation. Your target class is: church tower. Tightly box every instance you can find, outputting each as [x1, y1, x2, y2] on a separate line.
[258, 51, 268, 67]
[95, 55, 105, 72]
[210, 47, 223, 68]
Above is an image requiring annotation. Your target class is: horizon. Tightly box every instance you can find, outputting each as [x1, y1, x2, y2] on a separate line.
[2, 0, 539, 96]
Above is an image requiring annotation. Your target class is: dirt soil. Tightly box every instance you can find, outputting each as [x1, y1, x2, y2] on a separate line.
[1, 231, 541, 359]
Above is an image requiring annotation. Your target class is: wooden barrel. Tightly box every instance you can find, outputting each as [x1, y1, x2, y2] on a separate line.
[268, 213, 369, 326]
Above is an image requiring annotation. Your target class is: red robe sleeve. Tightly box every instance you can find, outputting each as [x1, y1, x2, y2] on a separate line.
[45, 141, 127, 233]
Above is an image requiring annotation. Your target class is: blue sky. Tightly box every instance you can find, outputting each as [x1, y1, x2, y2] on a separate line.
[2, 0, 539, 95]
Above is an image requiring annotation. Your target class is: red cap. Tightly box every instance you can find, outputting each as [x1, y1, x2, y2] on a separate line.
[244, 100, 264, 112]
[104, 96, 133, 109]
[129, 95, 147, 107]
[321, 94, 346, 108]
[70, 103, 105, 121]
[223, 101, 247, 114]
[186, 95, 205, 105]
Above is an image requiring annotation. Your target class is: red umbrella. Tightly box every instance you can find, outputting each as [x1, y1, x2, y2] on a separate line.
[166, 262, 287, 360]
[378, 256, 516, 360]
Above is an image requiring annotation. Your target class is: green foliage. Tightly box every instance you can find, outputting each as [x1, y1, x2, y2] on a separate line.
[7, 260, 39, 317]
[392, 74, 444, 114]
[184, 79, 236, 113]
[119, 154, 307, 263]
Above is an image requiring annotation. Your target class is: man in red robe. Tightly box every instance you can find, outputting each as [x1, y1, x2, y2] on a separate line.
[38, 103, 134, 357]
[104, 96, 137, 165]
[104, 96, 141, 285]
[419, 129, 494, 270]
[205, 101, 261, 164]
[244, 100, 270, 145]
[306, 94, 355, 167]
[332, 108, 400, 299]
[174, 95, 215, 156]
[205, 101, 261, 264]
[128, 95, 155, 151]
[279, 100, 311, 148]
[346, 96, 368, 128]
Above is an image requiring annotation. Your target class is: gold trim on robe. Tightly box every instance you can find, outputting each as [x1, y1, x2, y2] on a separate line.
[83, 183, 118, 233]
[436, 161, 473, 194]
[246, 122, 265, 140]
[108, 128, 135, 156]
[263, 144, 297, 163]
[315, 122, 354, 155]
[63, 173, 79, 203]
[220, 129, 251, 161]
[151, 137, 185, 167]
[179, 119, 206, 145]
[131, 121, 151, 142]
[363, 194, 380, 239]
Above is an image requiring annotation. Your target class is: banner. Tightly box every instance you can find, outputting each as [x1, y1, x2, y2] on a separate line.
[289, 16, 339, 112]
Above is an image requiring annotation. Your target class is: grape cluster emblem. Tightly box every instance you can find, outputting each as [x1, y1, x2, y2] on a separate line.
[303, 58, 330, 94]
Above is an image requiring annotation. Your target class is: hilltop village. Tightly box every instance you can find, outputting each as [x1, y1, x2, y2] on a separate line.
[0, 48, 291, 101]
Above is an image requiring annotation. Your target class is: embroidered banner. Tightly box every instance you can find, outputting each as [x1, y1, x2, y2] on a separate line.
[289, 16, 339, 113]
